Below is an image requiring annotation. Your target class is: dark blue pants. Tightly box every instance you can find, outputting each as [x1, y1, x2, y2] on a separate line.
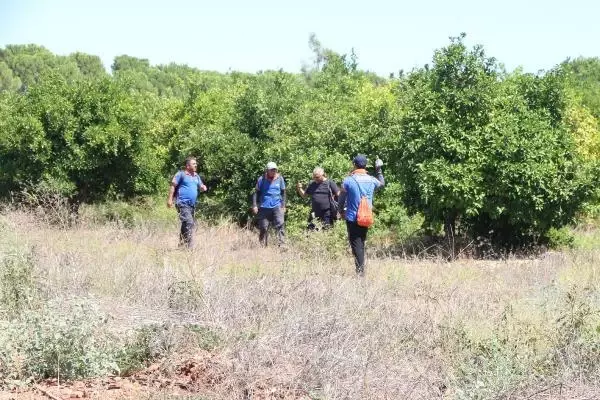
[346, 221, 368, 274]
[177, 204, 195, 248]
[257, 207, 285, 247]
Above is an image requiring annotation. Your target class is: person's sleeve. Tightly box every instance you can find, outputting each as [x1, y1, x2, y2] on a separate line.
[198, 176, 204, 187]
[171, 171, 182, 186]
[252, 177, 261, 208]
[330, 181, 339, 196]
[305, 182, 316, 196]
[374, 172, 384, 189]
[338, 178, 348, 210]
[280, 176, 286, 190]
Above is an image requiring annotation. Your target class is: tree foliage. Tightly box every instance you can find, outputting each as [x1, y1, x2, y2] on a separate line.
[0, 36, 598, 248]
[396, 35, 597, 246]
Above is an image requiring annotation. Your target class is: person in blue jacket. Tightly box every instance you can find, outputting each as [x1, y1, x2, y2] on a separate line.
[252, 162, 287, 247]
[167, 156, 207, 248]
[338, 155, 384, 276]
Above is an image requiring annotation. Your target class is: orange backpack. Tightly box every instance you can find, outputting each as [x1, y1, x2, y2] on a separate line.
[351, 176, 374, 228]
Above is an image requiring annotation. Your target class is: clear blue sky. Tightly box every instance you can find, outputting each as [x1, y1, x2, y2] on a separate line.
[1, 0, 598, 76]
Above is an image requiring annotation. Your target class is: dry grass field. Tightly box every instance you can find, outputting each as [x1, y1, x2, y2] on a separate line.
[1, 207, 600, 399]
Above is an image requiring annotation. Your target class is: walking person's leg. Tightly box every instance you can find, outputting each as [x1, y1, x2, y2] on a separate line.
[357, 225, 368, 275]
[257, 208, 270, 247]
[346, 221, 367, 275]
[177, 205, 185, 246]
[179, 205, 195, 248]
[273, 207, 286, 246]
[321, 209, 333, 230]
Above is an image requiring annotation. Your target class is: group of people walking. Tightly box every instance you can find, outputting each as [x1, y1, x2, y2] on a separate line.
[167, 154, 384, 276]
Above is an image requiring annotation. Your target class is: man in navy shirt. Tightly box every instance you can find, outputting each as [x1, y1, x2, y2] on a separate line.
[252, 162, 287, 247]
[338, 155, 384, 276]
[296, 167, 340, 229]
[167, 156, 207, 248]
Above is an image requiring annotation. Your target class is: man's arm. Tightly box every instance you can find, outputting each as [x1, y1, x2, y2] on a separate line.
[374, 170, 385, 188]
[330, 181, 341, 198]
[251, 178, 260, 214]
[167, 183, 176, 208]
[338, 180, 348, 215]
[167, 172, 180, 208]
[374, 159, 385, 188]
[296, 182, 308, 198]
[198, 176, 207, 193]
[297, 181, 316, 199]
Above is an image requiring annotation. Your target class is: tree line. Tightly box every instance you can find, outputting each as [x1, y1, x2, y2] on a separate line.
[1, 34, 599, 249]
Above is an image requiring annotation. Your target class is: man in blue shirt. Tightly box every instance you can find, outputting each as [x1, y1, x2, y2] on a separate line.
[167, 156, 207, 248]
[338, 155, 384, 276]
[252, 162, 287, 247]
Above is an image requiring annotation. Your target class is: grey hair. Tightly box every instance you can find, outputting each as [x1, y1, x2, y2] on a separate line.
[313, 167, 325, 177]
[185, 156, 196, 166]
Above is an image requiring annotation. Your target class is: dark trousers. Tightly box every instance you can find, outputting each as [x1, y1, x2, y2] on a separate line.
[177, 204, 195, 248]
[257, 207, 285, 246]
[308, 209, 334, 230]
[346, 221, 368, 274]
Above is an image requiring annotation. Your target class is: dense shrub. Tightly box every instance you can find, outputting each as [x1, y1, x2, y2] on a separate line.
[1, 36, 598, 249]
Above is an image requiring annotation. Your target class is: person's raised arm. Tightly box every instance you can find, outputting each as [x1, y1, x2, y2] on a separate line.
[296, 182, 308, 198]
[374, 158, 385, 188]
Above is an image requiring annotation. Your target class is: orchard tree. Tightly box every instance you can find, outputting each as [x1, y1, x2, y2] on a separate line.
[396, 34, 597, 249]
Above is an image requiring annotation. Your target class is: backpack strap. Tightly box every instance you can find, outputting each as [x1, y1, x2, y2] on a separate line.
[350, 175, 366, 197]
[327, 179, 336, 200]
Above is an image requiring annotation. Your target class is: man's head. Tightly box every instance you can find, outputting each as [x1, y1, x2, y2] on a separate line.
[185, 156, 197, 173]
[312, 167, 326, 182]
[352, 154, 368, 169]
[265, 161, 278, 178]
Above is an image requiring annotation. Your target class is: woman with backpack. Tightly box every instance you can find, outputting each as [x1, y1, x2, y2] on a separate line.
[338, 155, 384, 276]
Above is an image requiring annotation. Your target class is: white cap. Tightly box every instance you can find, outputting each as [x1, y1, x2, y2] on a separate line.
[266, 161, 278, 170]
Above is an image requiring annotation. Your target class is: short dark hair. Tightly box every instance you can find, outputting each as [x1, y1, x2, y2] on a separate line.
[352, 154, 368, 169]
[185, 156, 196, 166]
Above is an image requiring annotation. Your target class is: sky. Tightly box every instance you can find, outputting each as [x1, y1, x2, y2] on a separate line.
[0, 0, 598, 77]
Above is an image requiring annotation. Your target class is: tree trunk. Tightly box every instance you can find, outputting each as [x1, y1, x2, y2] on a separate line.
[444, 212, 457, 260]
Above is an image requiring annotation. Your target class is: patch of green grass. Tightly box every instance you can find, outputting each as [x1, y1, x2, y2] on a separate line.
[572, 225, 600, 250]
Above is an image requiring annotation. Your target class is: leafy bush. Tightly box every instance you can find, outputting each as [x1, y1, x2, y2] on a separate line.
[443, 286, 600, 398]
[395, 34, 597, 248]
[545, 227, 575, 249]
[0, 301, 119, 382]
[1, 37, 599, 250]
[0, 252, 38, 317]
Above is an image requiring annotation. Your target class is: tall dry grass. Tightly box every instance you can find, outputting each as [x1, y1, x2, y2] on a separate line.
[1, 209, 600, 399]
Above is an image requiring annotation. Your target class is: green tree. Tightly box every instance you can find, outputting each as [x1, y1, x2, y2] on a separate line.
[0, 61, 21, 91]
[0, 44, 80, 89]
[563, 57, 600, 119]
[396, 35, 596, 249]
[69, 52, 107, 79]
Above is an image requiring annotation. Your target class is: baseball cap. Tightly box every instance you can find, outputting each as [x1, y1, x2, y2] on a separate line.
[352, 154, 368, 168]
[266, 161, 278, 170]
